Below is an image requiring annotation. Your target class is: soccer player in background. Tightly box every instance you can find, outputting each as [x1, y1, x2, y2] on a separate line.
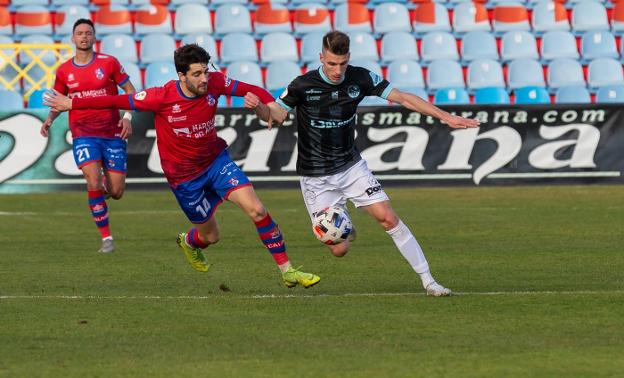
[265, 31, 481, 296]
[45, 44, 321, 289]
[40, 19, 137, 253]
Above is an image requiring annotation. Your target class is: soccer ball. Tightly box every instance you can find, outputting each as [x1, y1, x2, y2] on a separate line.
[312, 206, 353, 245]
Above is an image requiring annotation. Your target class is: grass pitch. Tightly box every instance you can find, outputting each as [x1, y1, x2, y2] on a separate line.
[1, 185, 623, 377]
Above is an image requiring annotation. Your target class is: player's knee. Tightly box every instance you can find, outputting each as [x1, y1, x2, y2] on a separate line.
[109, 187, 124, 200]
[200, 230, 220, 245]
[329, 242, 349, 257]
[380, 213, 400, 231]
[248, 205, 268, 222]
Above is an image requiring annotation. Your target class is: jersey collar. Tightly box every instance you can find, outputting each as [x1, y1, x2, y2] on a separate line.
[318, 66, 345, 85]
[71, 53, 96, 68]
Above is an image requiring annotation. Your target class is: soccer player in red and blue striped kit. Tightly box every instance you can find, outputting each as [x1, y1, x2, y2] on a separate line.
[41, 19, 137, 253]
[45, 44, 320, 288]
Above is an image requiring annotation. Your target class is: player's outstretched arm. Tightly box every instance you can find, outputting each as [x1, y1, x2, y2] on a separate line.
[386, 88, 480, 129]
[44, 89, 134, 112]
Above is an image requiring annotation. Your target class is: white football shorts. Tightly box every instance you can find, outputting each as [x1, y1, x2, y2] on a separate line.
[300, 159, 390, 221]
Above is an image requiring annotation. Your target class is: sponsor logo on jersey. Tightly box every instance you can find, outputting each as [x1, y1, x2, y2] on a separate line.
[172, 104, 181, 113]
[172, 127, 190, 136]
[365, 177, 382, 196]
[305, 88, 323, 94]
[224, 76, 232, 87]
[168, 115, 188, 123]
[95, 68, 104, 80]
[306, 95, 321, 101]
[347, 85, 360, 98]
[304, 190, 316, 205]
[331, 91, 339, 99]
[134, 91, 147, 101]
[68, 73, 75, 82]
[68, 83, 79, 89]
[369, 71, 383, 87]
[220, 162, 235, 174]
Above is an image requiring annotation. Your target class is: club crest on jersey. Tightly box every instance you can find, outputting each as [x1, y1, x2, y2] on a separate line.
[172, 104, 181, 113]
[347, 85, 360, 98]
[134, 91, 147, 101]
[228, 177, 239, 186]
[95, 68, 104, 80]
[207, 95, 216, 106]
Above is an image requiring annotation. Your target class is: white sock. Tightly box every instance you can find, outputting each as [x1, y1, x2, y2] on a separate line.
[102, 236, 113, 241]
[386, 221, 435, 288]
[278, 262, 292, 273]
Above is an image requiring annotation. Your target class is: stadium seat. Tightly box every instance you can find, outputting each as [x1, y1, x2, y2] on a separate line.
[507, 58, 546, 89]
[27, 88, 47, 108]
[0, 6, 12, 35]
[380, 32, 419, 64]
[19, 34, 56, 65]
[144, 61, 177, 87]
[595, 85, 624, 103]
[220, 33, 258, 64]
[412, 3, 451, 35]
[265, 61, 302, 90]
[293, 4, 331, 36]
[554, 85, 591, 103]
[333, 3, 372, 33]
[612, 3, 624, 35]
[300, 31, 324, 65]
[11, 0, 49, 7]
[140, 33, 176, 64]
[0, 90, 24, 109]
[119, 60, 143, 90]
[420, 31, 459, 64]
[131, 0, 171, 5]
[474, 87, 510, 104]
[174, 3, 212, 36]
[260, 32, 299, 64]
[94, 5, 133, 35]
[467, 59, 505, 91]
[52, 0, 89, 4]
[547, 58, 586, 91]
[531, 1, 570, 34]
[54, 5, 91, 37]
[571, 2, 609, 34]
[373, 2, 412, 35]
[214, 4, 252, 35]
[226, 61, 263, 87]
[91, 0, 129, 5]
[211, 0, 247, 6]
[427, 59, 465, 91]
[171, 0, 209, 4]
[453, 2, 491, 34]
[580, 30, 619, 62]
[514, 86, 551, 104]
[181, 33, 218, 63]
[254, 3, 292, 35]
[461, 31, 499, 64]
[587, 58, 624, 89]
[386, 59, 424, 89]
[492, 4, 530, 35]
[14, 5, 52, 36]
[540, 31, 580, 62]
[100, 34, 137, 63]
[434, 87, 470, 105]
[291, 0, 326, 5]
[348, 32, 379, 62]
[350, 59, 383, 77]
[135, 5, 172, 35]
[395, 86, 428, 101]
[500, 30, 538, 62]
[0, 36, 18, 89]
[360, 96, 389, 106]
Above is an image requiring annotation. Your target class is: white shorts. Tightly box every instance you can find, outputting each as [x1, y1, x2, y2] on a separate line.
[300, 159, 390, 221]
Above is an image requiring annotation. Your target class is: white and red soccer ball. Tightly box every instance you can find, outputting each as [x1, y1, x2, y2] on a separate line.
[312, 206, 352, 245]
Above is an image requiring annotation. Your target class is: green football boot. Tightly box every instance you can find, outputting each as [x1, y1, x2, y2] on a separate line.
[176, 233, 209, 273]
[282, 266, 320, 288]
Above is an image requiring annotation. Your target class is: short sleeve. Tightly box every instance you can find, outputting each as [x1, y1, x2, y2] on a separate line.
[363, 69, 393, 100]
[129, 87, 163, 112]
[53, 69, 68, 95]
[112, 58, 130, 86]
[275, 79, 300, 112]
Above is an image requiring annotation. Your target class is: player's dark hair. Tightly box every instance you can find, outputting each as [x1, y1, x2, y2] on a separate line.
[72, 18, 95, 33]
[322, 31, 350, 55]
[174, 44, 211, 74]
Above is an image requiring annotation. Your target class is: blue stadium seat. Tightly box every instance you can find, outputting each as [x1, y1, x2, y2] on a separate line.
[507, 59, 546, 90]
[52, 0, 89, 4]
[174, 3, 212, 36]
[595, 85, 624, 103]
[571, 2, 609, 34]
[427, 59, 465, 91]
[220, 33, 258, 64]
[461, 31, 499, 64]
[347, 32, 379, 62]
[514, 86, 551, 104]
[145, 61, 177, 88]
[380, 32, 419, 64]
[580, 30, 619, 62]
[181, 33, 218, 63]
[434, 88, 470, 105]
[474, 87, 510, 104]
[300, 31, 324, 65]
[0, 90, 24, 109]
[547, 58, 586, 91]
[0, 36, 18, 90]
[392, 87, 428, 103]
[360, 96, 389, 106]
[226, 61, 263, 87]
[500, 30, 538, 62]
[265, 61, 301, 91]
[420, 31, 459, 64]
[100, 34, 138, 63]
[140, 33, 176, 65]
[467, 59, 505, 91]
[555, 86, 591, 103]
[211, 0, 247, 7]
[260, 32, 299, 64]
[386, 60, 424, 89]
[350, 60, 382, 77]
[453, 2, 491, 34]
[540, 31, 580, 62]
[214, 4, 252, 35]
[587, 58, 624, 89]
[373, 2, 412, 35]
[119, 60, 143, 90]
[27, 88, 47, 108]
[531, 1, 570, 35]
[19, 34, 56, 65]
[54, 5, 90, 37]
[171, 0, 209, 4]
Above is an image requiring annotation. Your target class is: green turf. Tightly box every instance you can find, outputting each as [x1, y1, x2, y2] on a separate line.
[1, 186, 623, 377]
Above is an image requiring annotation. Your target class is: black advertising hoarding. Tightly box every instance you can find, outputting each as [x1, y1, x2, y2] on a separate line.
[0, 104, 622, 192]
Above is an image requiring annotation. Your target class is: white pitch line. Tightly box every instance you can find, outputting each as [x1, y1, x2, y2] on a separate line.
[1, 290, 623, 300]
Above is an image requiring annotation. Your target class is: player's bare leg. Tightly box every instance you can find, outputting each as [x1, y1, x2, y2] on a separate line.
[82, 162, 114, 253]
[103, 170, 126, 200]
[361, 201, 452, 296]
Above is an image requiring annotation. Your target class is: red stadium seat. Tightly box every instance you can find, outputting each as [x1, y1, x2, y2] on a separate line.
[413, 2, 451, 35]
[254, 3, 292, 35]
[294, 4, 331, 36]
[135, 4, 172, 35]
[612, 3, 624, 34]
[453, 2, 491, 34]
[333, 3, 372, 33]
[94, 5, 133, 35]
[492, 4, 530, 34]
[0, 6, 12, 35]
[15, 6, 53, 36]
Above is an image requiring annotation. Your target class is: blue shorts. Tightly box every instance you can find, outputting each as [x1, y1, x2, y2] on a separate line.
[72, 137, 127, 173]
[172, 149, 252, 224]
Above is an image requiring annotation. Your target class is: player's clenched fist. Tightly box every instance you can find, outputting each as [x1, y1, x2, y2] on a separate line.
[243, 92, 261, 109]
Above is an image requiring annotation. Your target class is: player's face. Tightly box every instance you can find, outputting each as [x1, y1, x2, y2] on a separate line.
[71, 23, 95, 52]
[181, 63, 209, 96]
[320, 50, 350, 83]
